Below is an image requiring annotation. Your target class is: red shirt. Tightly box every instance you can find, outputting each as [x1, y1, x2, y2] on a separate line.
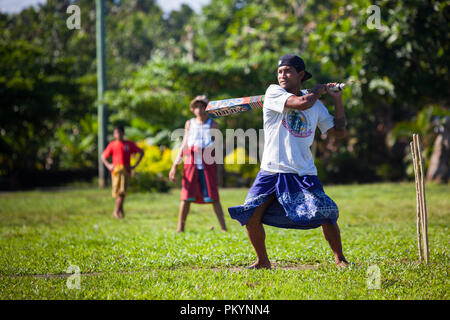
[102, 140, 142, 170]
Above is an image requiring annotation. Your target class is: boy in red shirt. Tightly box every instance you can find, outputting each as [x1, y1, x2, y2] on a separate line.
[101, 126, 144, 219]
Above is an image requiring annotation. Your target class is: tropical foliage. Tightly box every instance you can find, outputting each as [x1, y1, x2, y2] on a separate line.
[1, 0, 448, 189]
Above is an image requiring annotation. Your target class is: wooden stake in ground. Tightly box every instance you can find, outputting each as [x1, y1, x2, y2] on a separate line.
[415, 134, 429, 263]
[411, 134, 429, 263]
[410, 141, 423, 262]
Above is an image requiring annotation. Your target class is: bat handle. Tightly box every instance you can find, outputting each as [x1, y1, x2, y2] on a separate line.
[328, 83, 346, 92]
[305, 83, 346, 94]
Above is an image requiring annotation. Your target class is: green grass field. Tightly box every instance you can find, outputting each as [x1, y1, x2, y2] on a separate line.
[0, 183, 448, 300]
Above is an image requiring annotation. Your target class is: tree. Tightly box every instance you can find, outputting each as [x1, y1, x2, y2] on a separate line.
[0, 41, 81, 173]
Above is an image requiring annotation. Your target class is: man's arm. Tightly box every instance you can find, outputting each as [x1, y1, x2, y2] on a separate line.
[173, 120, 190, 166]
[101, 155, 114, 171]
[210, 121, 223, 185]
[210, 120, 219, 140]
[325, 84, 346, 139]
[169, 120, 190, 181]
[130, 149, 145, 170]
[285, 84, 327, 111]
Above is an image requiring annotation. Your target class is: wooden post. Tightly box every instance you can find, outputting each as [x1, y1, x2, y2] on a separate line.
[410, 140, 423, 262]
[414, 134, 429, 263]
[96, 0, 107, 188]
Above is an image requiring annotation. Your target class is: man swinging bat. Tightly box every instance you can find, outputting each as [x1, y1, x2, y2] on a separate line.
[228, 54, 349, 269]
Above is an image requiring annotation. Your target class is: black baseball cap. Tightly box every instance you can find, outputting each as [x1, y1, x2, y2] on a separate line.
[278, 54, 312, 82]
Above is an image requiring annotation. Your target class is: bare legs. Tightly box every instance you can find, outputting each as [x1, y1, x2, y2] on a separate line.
[245, 195, 276, 269]
[244, 195, 348, 269]
[113, 195, 125, 219]
[176, 200, 227, 233]
[321, 222, 349, 266]
[176, 200, 191, 232]
[212, 201, 227, 232]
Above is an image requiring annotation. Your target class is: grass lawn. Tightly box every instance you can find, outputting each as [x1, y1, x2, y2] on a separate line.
[0, 183, 448, 299]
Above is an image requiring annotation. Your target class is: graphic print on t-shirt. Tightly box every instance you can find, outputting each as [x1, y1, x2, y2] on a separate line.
[282, 109, 313, 138]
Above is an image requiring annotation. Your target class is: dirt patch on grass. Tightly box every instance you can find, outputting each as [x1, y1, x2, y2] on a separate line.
[2, 263, 321, 279]
[193, 263, 320, 272]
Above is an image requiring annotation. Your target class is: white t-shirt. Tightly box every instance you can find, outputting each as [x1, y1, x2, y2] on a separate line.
[260, 84, 335, 176]
[187, 118, 213, 169]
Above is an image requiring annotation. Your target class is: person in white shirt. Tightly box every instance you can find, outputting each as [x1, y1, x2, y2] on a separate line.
[170, 96, 227, 233]
[228, 54, 349, 269]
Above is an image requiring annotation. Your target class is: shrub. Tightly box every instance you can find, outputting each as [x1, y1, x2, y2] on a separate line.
[129, 141, 173, 193]
[224, 147, 260, 186]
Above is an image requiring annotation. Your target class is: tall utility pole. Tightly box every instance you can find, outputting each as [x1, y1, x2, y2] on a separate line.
[96, 0, 107, 188]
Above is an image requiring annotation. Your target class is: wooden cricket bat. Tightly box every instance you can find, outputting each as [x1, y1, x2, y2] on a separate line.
[206, 83, 346, 118]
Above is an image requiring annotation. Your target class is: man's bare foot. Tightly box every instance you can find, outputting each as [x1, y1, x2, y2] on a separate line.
[176, 228, 184, 233]
[112, 211, 120, 219]
[247, 260, 271, 270]
[221, 228, 227, 233]
[336, 258, 350, 267]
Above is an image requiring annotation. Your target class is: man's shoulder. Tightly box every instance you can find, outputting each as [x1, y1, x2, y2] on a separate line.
[265, 84, 285, 95]
[267, 84, 282, 90]
[107, 140, 119, 148]
[312, 99, 326, 111]
[124, 140, 138, 146]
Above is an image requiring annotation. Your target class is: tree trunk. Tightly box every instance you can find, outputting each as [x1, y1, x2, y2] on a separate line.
[185, 25, 195, 63]
[426, 118, 450, 183]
